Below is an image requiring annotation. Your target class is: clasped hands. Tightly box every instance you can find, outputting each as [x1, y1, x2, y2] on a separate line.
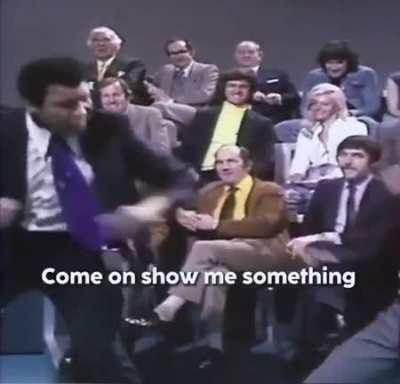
[253, 91, 282, 105]
[176, 208, 218, 232]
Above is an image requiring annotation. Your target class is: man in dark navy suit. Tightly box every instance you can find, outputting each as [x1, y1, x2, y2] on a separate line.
[0, 57, 194, 383]
[234, 40, 300, 123]
[288, 136, 400, 355]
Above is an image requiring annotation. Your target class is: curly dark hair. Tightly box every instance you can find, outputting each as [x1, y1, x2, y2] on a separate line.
[317, 40, 359, 73]
[211, 69, 257, 105]
[17, 57, 84, 107]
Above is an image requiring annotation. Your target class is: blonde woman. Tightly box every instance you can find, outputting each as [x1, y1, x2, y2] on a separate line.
[289, 83, 368, 182]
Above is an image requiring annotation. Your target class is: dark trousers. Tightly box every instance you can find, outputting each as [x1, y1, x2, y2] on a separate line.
[305, 300, 400, 383]
[0, 230, 141, 384]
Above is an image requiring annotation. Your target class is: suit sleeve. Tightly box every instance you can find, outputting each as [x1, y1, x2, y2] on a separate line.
[120, 116, 196, 203]
[303, 180, 326, 235]
[249, 116, 276, 180]
[146, 107, 171, 153]
[355, 68, 380, 117]
[215, 185, 288, 239]
[278, 71, 301, 111]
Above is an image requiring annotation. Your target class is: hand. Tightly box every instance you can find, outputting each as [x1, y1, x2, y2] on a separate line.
[253, 91, 267, 102]
[117, 196, 170, 223]
[176, 208, 198, 231]
[146, 83, 172, 103]
[96, 212, 142, 241]
[194, 214, 218, 231]
[286, 237, 316, 266]
[264, 93, 282, 105]
[0, 198, 22, 229]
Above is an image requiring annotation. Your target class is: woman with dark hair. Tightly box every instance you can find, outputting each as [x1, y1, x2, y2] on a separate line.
[302, 40, 380, 118]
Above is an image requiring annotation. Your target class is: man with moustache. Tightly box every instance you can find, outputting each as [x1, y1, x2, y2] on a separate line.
[288, 136, 400, 360]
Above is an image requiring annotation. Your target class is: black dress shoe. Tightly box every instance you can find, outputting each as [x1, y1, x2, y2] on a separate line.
[197, 348, 223, 370]
[123, 312, 162, 328]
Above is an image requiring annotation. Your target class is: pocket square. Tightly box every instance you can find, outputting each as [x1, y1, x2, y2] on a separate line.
[266, 78, 279, 84]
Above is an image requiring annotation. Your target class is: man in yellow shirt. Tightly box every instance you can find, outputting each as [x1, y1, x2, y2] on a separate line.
[177, 70, 276, 182]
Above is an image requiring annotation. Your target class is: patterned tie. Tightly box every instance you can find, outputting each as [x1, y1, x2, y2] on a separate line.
[343, 182, 357, 234]
[219, 187, 238, 220]
[48, 134, 104, 252]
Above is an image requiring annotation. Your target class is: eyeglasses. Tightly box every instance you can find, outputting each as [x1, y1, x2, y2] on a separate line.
[167, 49, 189, 56]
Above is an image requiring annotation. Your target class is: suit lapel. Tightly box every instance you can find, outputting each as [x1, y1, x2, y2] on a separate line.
[164, 66, 175, 95]
[355, 178, 378, 223]
[237, 110, 251, 146]
[198, 182, 226, 214]
[327, 178, 345, 228]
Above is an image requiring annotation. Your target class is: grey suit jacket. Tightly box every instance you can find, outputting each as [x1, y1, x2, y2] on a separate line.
[125, 104, 170, 153]
[154, 61, 219, 106]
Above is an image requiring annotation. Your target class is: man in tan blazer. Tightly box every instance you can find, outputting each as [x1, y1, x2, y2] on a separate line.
[99, 77, 172, 152]
[147, 38, 219, 106]
[132, 145, 290, 348]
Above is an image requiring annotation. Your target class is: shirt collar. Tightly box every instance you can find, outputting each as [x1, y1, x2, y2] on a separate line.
[26, 112, 51, 158]
[344, 174, 373, 192]
[175, 60, 194, 77]
[26, 112, 81, 158]
[223, 101, 250, 111]
[225, 174, 253, 191]
[97, 55, 116, 69]
[251, 65, 260, 73]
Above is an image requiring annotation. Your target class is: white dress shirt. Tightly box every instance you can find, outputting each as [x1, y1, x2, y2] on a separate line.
[290, 117, 367, 179]
[22, 113, 94, 231]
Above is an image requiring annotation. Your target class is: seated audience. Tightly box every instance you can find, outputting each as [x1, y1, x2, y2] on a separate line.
[378, 71, 400, 166]
[234, 40, 300, 123]
[177, 69, 276, 182]
[84, 26, 147, 106]
[289, 83, 367, 183]
[98, 77, 171, 153]
[147, 38, 219, 106]
[302, 40, 380, 119]
[130, 145, 290, 352]
[288, 136, 400, 360]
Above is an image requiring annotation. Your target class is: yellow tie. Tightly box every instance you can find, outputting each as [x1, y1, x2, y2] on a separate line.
[98, 62, 107, 81]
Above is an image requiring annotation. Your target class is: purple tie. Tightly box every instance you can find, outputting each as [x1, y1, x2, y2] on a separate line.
[48, 134, 104, 252]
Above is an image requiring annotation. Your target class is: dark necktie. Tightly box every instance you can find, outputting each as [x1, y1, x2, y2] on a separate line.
[343, 182, 357, 234]
[171, 69, 186, 99]
[219, 187, 238, 220]
[48, 134, 104, 252]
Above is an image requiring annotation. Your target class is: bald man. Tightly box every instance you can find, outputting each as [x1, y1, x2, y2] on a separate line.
[234, 40, 300, 123]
